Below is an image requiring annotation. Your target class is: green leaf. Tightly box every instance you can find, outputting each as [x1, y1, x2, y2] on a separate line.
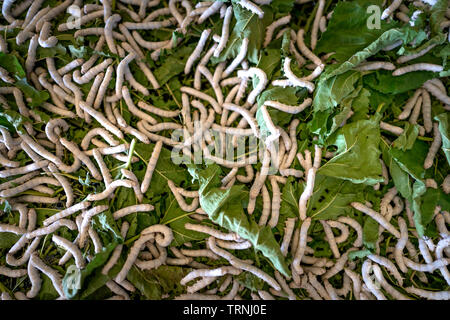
[153, 43, 196, 86]
[308, 174, 365, 220]
[435, 113, 450, 165]
[313, 69, 361, 113]
[62, 240, 118, 299]
[363, 216, 379, 250]
[393, 123, 419, 151]
[349, 249, 373, 260]
[127, 265, 192, 300]
[188, 164, 290, 277]
[318, 117, 383, 185]
[364, 70, 437, 94]
[0, 52, 26, 78]
[160, 194, 208, 246]
[236, 272, 265, 292]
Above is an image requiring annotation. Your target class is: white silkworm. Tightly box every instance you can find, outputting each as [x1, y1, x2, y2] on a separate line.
[222, 103, 258, 136]
[237, 0, 264, 19]
[78, 205, 109, 249]
[393, 63, 443, 76]
[92, 149, 112, 188]
[424, 123, 441, 169]
[102, 221, 129, 276]
[379, 121, 404, 135]
[179, 249, 219, 260]
[237, 67, 268, 105]
[214, 6, 232, 57]
[27, 219, 77, 239]
[74, 28, 126, 40]
[121, 88, 157, 124]
[222, 38, 249, 78]
[283, 57, 315, 92]
[0, 160, 48, 178]
[351, 202, 401, 238]
[397, 43, 437, 64]
[264, 98, 312, 115]
[292, 217, 312, 275]
[403, 257, 449, 272]
[197, 1, 223, 23]
[280, 218, 297, 256]
[48, 163, 74, 207]
[86, 180, 135, 201]
[0, 266, 27, 278]
[443, 175, 450, 194]
[264, 15, 291, 48]
[42, 202, 90, 227]
[139, 140, 163, 193]
[0, 223, 26, 235]
[381, 0, 403, 20]
[337, 216, 363, 247]
[185, 223, 238, 241]
[167, 180, 199, 211]
[267, 176, 281, 228]
[181, 86, 221, 114]
[310, 0, 325, 50]
[423, 80, 450, 105]
[0, 176, 60, 198]
[321, 220, 341, 259]
[78, 101, 123, 139]
[120, 168, 143, 203]
[185, 28, 211, 75]
[296, 29, 322, 66]
[104, 14, 122, 54]
[405, 287, 450, 300]
[30, 253, 65, 298]
[73, 59, 112, 85]
[137, 101, 180, 118]
[327, 220, 349, 244]
[362, 260, 386, 300]
[299, 168, 316, 221]
[372, 263, 411, 300]
[367, 254, 403, 286]
[52, 235, 85, 269]
[208, 237, 280, 290]
[355, 61, 396, 71]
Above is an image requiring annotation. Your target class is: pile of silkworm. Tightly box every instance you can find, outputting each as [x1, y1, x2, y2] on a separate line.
[0, 0, 449, 301]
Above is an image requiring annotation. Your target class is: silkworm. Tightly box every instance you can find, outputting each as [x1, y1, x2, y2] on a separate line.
[393, 63, 443, 76]
[213, 6, 233, 57]
[73, 59, 112, 85]
[52, 235, 85, 269]
[42, 202, 90, 227]
[236, 67, 268, 105]
[264, 98, 312, 115]
[279, 217, 297, 257]
[0, 160, 48, 178]
[351, 202, 401, 238]
[405, 286, 450, 300]
[222, 103, 258, 136]
[102, 221, 129, 275]
[77, 205, 109, 249]
[184, 223, 239, 241]
[443, 175, 450, 194]
[379, 121, 404, 136]
[381, 0, 403, 20]
[78, 101, 123, 139]
[298, 168, 316, 221]
[355, 61, 396, 71]
[266, 176, 281, 228]
[179, 248, 219, 260]
[137, 101, 180, 118]
[292, 217, 312, 275]
[264, 15, 291, 48]
[74, 27, 126, 40]
[197, 1, 223, 23]
[208, 236, 280, 290]
[26, 219, 77, 241]
[403, 257, 449, 272]
[424, 122, 441, 169]
[85, 179, 135, 201]
[237, 0, 264, 19]
[362, 260, 387, 300]
[422, 80, 450, 105]
[16, 6, 51, 45]
[296, 29, 322, 66]
[57, 59, 84, 76]
[0, 176, 60, 198]
[283, 57, 315, 92]
[184, 28, 211, 75]
[181, 86, 221, 114]
[222, 38, 249, 78]
[337, 216, 363, 247]
[167, 180, 199, 211]
[310, 0, 325, 50]
[397, 43, 437, 64]
[121, 169, 143, 203]
[30, 253, 65, 298]
[0, 265, 27, 278]
[327, 220, 349, 244]
[371, 263, 410, 300]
